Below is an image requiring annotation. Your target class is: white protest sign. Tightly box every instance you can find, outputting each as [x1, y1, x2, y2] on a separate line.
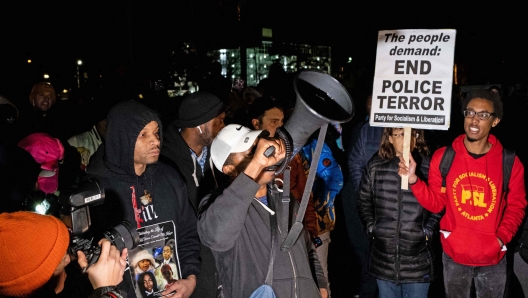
[370, 29, 456, 130]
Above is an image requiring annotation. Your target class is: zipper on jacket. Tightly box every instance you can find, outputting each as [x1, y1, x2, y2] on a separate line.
[277, 221, 298, 298]
[288, 250, 298, 298]
[395, 185, 402, 284]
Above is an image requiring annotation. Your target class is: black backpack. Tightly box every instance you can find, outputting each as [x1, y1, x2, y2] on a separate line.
[439, 145, 515, 196]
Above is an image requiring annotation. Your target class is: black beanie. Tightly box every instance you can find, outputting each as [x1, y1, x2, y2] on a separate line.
[174, 91, 225, 127]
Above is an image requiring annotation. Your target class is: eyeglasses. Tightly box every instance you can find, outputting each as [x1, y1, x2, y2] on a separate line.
[463, 110, 495, 120]
[392, 131, 419, 138]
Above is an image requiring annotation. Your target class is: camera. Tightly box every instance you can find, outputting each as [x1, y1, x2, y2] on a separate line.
[58, 178, 140, 270]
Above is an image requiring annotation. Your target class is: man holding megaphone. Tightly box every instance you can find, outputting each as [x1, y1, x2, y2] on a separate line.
[197, 124, 329, 298]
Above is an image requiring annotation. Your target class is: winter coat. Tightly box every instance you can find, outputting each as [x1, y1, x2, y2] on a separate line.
[160, 124, 223, 212]
[301, 139, 344, 235]
[358, 153, 443, 283]
[159, 124, 225, 298]
[346, 120, 383, 193]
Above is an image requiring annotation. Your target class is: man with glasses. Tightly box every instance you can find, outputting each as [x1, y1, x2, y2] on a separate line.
[399, 90, 526, 297]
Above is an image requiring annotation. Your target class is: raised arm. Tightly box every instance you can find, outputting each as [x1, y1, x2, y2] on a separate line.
[198, 174, 260, 252]
[198, 137, 285, 252]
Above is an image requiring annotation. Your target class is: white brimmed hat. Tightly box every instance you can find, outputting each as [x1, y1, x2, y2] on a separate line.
[211, 124, 265, 172]
[132, 249, 158, 269]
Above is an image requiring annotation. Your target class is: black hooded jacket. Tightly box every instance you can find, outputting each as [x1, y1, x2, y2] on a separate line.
[160, 123, 224, 212]
[85, 100, 200, 297]
[160, 123, 228, 298]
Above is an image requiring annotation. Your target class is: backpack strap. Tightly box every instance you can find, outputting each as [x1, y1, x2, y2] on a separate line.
[502, 148, 515, 197]
[439, 145, 456, 193]
[438, 144, 515, 197]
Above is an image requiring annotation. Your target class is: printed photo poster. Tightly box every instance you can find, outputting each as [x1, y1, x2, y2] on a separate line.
[128, 221, 182, 297]
[371, 29, 457, 130]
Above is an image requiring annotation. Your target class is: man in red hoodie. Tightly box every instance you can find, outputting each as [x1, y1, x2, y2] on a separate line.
[399, 89, 526, 297]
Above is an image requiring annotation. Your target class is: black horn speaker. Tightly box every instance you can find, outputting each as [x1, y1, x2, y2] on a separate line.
[284, 70, 355, 155]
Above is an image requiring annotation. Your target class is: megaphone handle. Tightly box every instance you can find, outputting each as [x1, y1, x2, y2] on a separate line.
[297, 124, 327, 223]
[264, 146, 275, 157]
[281, 124, 328, 252]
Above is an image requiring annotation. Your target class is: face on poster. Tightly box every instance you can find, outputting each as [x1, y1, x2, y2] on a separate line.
[128, 221, 181, 296]
[371, 29, 456, 130]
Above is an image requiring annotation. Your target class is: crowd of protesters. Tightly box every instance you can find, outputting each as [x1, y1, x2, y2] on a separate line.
[1, 61, 528, 298]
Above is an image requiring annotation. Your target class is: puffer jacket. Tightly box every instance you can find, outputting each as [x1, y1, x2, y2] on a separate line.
[358, 153, 443, 283]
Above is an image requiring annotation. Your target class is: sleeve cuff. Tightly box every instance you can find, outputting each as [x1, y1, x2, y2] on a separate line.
[182, 265, 201, 279]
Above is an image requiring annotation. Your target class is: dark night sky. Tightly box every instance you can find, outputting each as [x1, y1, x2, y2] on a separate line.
[2, 1, 527, 102]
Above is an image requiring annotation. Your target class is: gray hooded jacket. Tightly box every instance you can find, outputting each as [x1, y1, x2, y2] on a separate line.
[198, 173, 327, 298]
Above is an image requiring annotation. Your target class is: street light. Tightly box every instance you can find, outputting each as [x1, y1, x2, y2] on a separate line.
[76, 59, 83, 88]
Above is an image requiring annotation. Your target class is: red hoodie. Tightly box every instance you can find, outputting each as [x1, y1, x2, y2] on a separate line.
[411, 134, 526, 266]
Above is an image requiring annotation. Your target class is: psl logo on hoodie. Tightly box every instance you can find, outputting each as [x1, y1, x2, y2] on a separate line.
[461, 185, 487, 207]
[451, 172, 498, 221]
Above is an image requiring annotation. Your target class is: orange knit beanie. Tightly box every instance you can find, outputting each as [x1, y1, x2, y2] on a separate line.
[0, 211, 69, 297]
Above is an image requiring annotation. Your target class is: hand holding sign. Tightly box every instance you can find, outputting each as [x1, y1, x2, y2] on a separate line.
[398, 147, 418, 187]
[372, 29, 456, 189]
[371, 29, 456, 131]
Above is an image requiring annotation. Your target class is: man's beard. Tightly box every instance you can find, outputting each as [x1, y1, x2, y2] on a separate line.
[466, 134, 478, 142]
[199, 127, 213, 146]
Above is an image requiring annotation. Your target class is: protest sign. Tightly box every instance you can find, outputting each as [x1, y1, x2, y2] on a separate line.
[371, 29, 456, 188]
[371, 29, 456, 130]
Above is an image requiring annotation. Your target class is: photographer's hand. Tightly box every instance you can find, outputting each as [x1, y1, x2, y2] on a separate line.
[161, 274, 196, 298]
[77, 239, 127, 289]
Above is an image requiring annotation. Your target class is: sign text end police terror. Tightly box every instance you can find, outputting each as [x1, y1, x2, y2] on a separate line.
[371, 29, 456, 129]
